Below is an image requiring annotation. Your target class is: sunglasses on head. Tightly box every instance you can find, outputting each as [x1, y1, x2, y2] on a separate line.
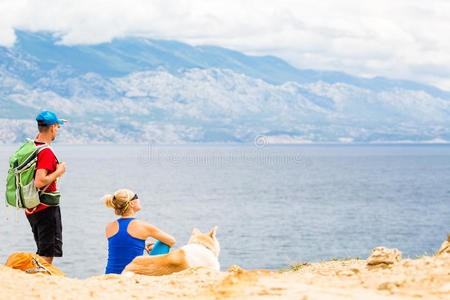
[131, 194, 138, 201]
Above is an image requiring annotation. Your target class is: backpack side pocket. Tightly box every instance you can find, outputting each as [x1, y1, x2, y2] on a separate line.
[22, 180, 40, 209]
[19, 163, 40, 209]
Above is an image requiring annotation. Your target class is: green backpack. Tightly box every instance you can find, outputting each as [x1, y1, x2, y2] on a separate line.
[5, 140, 60, 209]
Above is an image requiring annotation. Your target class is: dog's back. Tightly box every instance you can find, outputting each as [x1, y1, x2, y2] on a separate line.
[123, 227, 220, 276]
[123, 248, 190, 276]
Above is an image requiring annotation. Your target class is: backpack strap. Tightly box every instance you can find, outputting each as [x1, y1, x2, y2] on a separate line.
[33, 142, 54, 194]
[25, 257, 52, 275]
[35, 143, 49, 154]
[39, 183, 52, 194]
[35, 143, 59, 163]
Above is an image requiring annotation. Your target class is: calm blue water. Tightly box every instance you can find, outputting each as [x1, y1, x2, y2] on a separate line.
[0, 144, 449, 278]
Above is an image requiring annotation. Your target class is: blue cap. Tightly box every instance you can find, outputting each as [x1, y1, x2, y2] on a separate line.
[36, 111, 65, 125]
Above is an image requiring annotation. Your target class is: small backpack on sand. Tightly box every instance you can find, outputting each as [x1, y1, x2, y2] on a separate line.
[5, 139, 60, 209]
[4, 252, 65, 276]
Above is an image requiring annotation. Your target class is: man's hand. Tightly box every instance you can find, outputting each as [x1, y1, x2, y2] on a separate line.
[56, 162, 66, 176]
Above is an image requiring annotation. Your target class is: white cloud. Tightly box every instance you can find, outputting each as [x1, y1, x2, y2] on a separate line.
[1, 0, 450, 90]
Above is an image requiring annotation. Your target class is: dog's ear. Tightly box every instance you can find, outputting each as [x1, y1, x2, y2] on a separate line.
[209, 226, 218, 238]
[192, 228, 201, 236]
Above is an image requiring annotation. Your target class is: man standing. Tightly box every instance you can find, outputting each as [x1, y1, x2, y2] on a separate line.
[26, 111, 67, 264]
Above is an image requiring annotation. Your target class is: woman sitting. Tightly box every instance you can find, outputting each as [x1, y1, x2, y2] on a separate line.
[103, 189, 176, 274]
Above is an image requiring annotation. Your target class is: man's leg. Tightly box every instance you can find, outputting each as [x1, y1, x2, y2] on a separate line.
[26, 211, 42, 256]
[41, 256, 53, 264]
[26, 207, 63, 262]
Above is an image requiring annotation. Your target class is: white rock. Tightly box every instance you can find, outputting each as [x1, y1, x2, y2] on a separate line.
[367, 247, 402, 265]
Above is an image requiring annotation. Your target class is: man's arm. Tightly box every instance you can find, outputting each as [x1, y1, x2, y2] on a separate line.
[34, 163, 66, 189]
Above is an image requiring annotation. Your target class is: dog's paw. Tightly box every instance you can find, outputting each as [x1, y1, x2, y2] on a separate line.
[122, 271, 135, 277]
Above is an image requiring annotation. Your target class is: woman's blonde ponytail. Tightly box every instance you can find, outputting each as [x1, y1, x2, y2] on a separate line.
[103, 194, 115, 208]
[103, 189, 134, 216]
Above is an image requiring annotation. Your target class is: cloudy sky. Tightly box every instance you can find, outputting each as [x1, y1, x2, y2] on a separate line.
[1, 0, 449, 91]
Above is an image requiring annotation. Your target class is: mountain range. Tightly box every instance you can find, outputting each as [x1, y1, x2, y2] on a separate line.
[1, 30, 449, 144]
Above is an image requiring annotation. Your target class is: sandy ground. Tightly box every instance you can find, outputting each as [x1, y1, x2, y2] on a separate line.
[1, 250, 449, 300]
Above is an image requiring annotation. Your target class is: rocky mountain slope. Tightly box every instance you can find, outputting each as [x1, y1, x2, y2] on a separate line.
[1, 31, 449, 144]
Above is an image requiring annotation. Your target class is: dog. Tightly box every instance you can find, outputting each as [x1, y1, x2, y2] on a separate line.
[122, 226, 220, 276]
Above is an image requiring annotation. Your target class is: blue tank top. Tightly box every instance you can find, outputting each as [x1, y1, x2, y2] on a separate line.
[105, 218, 145, 274]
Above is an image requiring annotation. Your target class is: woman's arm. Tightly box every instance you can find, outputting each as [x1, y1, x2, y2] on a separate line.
[128, 220, 176, 247]
[143, 223, 176, 247]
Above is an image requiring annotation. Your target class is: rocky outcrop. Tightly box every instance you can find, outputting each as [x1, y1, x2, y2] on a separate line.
[367, 247, 402, 265]
[435, 234, 450, 256]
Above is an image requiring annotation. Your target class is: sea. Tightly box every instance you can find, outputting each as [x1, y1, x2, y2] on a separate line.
[0, 144, 449, 278]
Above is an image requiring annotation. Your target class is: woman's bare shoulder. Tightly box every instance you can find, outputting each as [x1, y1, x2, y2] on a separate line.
[130, 219, 155, 230]
[105, 220, 119, 237]
[128, 219, 155, 239]
[106, 220, 118, 228]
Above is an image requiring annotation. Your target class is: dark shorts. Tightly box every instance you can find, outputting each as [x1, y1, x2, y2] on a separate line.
[26, 206, 63, 257]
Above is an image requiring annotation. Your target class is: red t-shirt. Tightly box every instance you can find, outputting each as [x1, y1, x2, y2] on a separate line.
[25, 142, 58, 215]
